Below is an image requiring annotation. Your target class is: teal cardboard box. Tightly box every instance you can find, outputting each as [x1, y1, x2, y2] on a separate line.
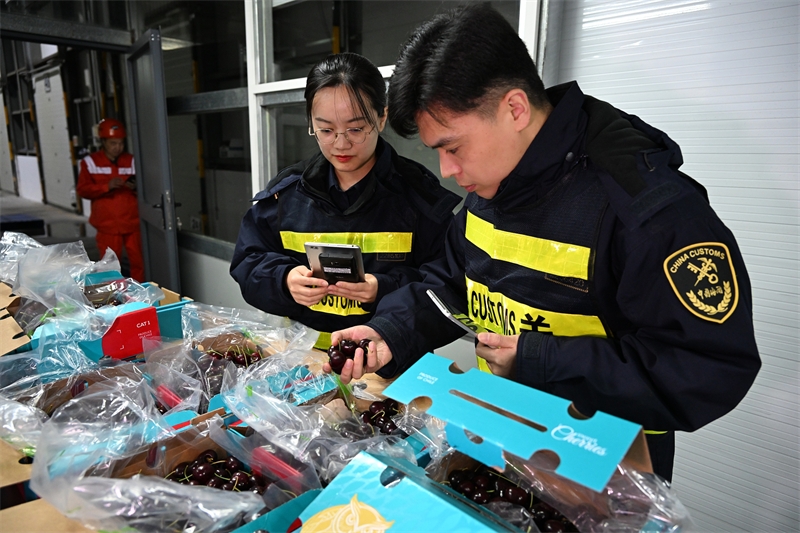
[383, 353, 651, 493]
[295, 452, 521, 532]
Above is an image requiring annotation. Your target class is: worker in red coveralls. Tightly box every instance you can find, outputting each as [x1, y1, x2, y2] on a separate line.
[76, 118, 144, 281]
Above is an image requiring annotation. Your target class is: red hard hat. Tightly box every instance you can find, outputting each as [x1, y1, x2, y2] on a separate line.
[98, 118, 126, 139]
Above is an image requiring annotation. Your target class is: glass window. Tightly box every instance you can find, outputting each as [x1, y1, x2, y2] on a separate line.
[274, 104, 319, 172]
[137, 0, 247, 97]
[270, 0, 519, 81]
[170, 109, 252, 244]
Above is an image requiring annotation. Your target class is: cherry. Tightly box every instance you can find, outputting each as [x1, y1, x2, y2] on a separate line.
[327, 344, 339, 356]
[329, 350, 347, 374]
[224, 351, 236, 361]
[506, 486, 528, 505]
[458, 480, 476, 497]
[361, 412, 373, 425]
[249, 351, 261, 364]
[230, 471, 251, 490]
[372, 415, 388, 428]
[197, 450, 217, 463]
[474, 475, 492, 490]
[381, 420, 398, 434]
[340, 340, 358, 358]
[191, 463, 214, 483]
[226, 456, 244, 472]
[187, 479, 203, 486]
[383, 398, 399, 413]
[529, 503, 551, 522]
[235, 353, 248, 366]
[213, 465, 232, 480]
[358, 338, 370, 355]
[173, 462, 192, 478]
[220, 481, 236, 491]
[472, 489, 491, 504]
[369, 401, 386, 415]
[206, 477, 223, 489]
[448, 470, 468, 487]
[543, 520, 566, 533]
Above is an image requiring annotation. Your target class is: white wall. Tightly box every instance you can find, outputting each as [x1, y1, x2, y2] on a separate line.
[15, 155, 43, 202]
[551, 1, 799, 531]
[178, 246, 258, 310]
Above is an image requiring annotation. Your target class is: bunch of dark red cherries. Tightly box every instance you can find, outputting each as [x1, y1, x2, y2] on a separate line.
[164, 449, 272, 494]
[327, 339, 370, 374]
[360, 399, 401, 434]
[446, 466, 578, 532]
[205, 345, 262, 367]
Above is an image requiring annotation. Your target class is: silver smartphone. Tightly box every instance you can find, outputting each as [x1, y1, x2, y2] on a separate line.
[426, 289, 489, 340]
[305, 242, 366, 283]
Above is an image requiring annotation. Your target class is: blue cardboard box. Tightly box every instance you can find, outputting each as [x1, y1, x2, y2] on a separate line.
[232, 489, 322, 533]
[383, 353, 651, 493]
[295, 452, 521, 532]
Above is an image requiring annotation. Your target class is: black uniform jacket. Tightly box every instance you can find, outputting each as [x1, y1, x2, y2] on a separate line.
[367, 82, 761, 434]
[230, 138, 461, 346]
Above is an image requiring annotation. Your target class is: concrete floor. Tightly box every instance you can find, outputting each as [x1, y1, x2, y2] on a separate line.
[0, 190, 100, 261]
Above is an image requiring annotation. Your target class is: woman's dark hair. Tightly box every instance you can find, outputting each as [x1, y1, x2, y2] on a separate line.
[305, 53, 387, 130]
[388, 4, 549, 137]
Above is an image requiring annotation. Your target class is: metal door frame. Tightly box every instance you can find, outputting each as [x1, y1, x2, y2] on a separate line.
[126, 29, 181, 291]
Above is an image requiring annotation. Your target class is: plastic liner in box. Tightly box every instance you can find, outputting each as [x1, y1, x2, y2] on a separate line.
[29, 377, 262, 533]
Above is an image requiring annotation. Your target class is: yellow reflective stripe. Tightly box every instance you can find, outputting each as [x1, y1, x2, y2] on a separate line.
[466, 277, 606, 337]
[314, 331, 332, 351]
[465, 211, 591, 280]
[308, 295, 370, 317]
[643, 430, 668, 435]
[280, 231, 413, 254]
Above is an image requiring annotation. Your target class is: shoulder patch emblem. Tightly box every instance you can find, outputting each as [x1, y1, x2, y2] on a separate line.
[663, 242, 738, 323]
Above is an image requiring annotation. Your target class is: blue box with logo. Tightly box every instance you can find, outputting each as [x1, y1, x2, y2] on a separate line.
[382, 353, 651, 493]
[295, 451, 521, 532]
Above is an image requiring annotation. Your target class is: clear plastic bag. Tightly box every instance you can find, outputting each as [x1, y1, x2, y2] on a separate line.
[0, 342, 99, 408]
[219, 349, 344, 458]
[0, 231, 43, 284]
[0, 397, 47, 456]
[502, 454, 694, 533]
[83, 277, 164, 309]
[181, 302, 318, 357]
[208, 416, 321, 501]
[145, 355, 206, 415]
[29, 379, 263, 533]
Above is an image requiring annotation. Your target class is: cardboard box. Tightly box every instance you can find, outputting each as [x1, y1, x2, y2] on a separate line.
[232, 489, 322, 533]
[383, 353, 651, 493]
[0, 498, 93, 532]
[0, 278, 191, 359]
[0, 440, 34, 488]
[295, 452, 520, 532]
[0, 283, 30, 357]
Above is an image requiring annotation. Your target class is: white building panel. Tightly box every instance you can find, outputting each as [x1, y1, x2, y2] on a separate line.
[550, 1, 799, 531]
[33, 67, 75, 211]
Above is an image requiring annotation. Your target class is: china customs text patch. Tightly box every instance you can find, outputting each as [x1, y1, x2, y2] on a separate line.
[663, 242, 738, 323]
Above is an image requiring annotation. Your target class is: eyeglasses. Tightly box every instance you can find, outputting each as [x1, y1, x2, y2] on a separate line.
[309, 127, 374, 145]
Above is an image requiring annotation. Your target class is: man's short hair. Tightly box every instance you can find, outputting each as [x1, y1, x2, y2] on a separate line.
[388, 4, 549, 138]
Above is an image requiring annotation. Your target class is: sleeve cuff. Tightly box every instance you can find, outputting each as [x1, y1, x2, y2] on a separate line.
[361, 272, 393, 313]
[515, 330, 547, 390]
[366, 316, 405, 378]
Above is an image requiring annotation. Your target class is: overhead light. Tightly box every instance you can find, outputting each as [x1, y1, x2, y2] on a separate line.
[161, 36, 194, 51]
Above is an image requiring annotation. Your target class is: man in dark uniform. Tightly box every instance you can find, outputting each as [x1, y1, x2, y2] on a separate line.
[329, 4, 761, 481]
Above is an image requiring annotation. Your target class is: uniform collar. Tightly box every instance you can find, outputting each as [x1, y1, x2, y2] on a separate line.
[483, 81, 588, 209]
[302, 137, 391, 214]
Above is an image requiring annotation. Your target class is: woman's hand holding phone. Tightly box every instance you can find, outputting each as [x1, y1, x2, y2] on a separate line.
[326, 273, 378, 303]
[286, 265, 328, 306]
